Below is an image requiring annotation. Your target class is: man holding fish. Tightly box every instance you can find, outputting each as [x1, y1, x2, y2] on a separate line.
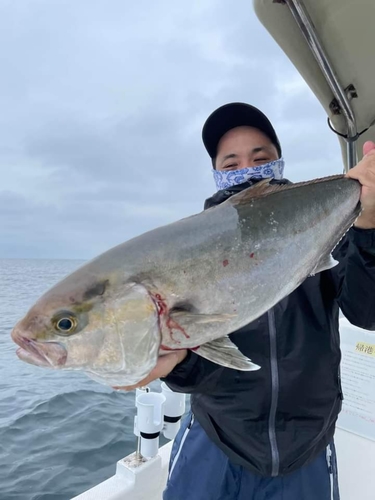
[133, 103, 375, 500]
[11, 103, 375, 499]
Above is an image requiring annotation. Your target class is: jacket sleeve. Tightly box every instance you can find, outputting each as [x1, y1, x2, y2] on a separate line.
[161, 350, 224, 394]
[332, 227, 375, 330]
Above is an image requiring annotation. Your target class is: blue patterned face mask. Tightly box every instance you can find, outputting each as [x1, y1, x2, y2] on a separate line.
[212, 157, 285, 191]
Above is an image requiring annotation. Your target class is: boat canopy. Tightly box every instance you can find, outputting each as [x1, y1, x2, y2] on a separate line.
[253, 0, 375, 171]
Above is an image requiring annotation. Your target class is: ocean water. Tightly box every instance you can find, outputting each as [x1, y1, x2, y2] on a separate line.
[0, 259, 170, 500]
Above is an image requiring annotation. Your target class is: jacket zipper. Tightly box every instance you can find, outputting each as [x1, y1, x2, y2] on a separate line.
[326, 444, 334, 499]
[338, 366, 344, 400]
[268, 309, 280, 477]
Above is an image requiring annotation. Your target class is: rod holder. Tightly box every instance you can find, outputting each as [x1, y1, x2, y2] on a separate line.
[135, 391, 166, 458]
[161, 382, 186, 440]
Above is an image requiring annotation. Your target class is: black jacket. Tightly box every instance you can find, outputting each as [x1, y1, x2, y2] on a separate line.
[163, 180, 375, 477]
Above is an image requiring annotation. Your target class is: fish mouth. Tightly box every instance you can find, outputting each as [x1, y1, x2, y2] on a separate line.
[13, 335, 67, 368]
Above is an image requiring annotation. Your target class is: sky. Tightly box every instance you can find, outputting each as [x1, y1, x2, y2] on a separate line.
[0, 0, 344, 259]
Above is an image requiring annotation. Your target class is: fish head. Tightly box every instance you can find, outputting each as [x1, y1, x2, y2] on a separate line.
[11, 275, 161, 386]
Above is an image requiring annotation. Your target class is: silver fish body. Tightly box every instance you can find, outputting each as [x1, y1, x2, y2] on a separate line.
[11, 175, 361, 386]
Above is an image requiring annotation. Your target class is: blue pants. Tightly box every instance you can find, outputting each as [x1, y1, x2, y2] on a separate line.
[163, 412, 340, 500]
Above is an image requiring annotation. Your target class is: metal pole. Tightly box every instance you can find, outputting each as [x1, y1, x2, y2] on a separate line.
[135, 433, 142, 461]
[284, 0, 358, 170]
[347, 142, 358, 171]
[135, 386, 150, 462]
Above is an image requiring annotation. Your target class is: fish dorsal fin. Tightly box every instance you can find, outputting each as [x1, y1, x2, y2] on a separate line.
[229, 179, 290, 205]
[228, 174, 352, 206]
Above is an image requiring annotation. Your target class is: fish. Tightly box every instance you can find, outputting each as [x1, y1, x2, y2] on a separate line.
[11, 175, 361, 387]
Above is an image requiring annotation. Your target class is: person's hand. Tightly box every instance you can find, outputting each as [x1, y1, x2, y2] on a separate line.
[346, 141, 375, 229]
[113, 349, 188, 391]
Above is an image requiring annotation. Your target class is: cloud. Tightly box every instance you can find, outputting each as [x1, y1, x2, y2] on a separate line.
[0, 0, 343, 259]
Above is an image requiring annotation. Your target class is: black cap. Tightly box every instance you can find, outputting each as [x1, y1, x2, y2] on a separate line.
[202, 102, 282, 159]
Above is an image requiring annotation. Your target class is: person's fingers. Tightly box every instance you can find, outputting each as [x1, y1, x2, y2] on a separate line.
[363, 141, 375, 157]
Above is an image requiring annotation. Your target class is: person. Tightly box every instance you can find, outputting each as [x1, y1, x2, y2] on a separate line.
[120, 103, 375, 500]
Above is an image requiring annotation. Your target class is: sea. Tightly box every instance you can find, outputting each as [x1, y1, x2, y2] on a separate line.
[0, 259, 176, 500]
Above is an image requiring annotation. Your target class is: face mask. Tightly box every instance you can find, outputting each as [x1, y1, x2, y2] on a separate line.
[212, 157, 285, 191]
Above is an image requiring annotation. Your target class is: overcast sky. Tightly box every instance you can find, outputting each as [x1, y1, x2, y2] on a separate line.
[0, 0, 343, 260]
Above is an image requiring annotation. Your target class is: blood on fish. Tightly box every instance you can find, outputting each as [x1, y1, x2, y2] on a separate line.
[152, 293, 190, 343]
[223, 259, 229, 267]
[166, 316, 190, 341]
[250, 253, 255, 258]
[154, 294, 167, 315]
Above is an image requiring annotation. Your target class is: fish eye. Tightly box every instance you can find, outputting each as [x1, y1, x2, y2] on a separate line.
[57, 318, 74, 331]
[54, 315, 77, 334]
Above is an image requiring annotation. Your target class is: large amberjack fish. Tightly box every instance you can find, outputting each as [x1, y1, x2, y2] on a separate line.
[11, 175, 361, 386]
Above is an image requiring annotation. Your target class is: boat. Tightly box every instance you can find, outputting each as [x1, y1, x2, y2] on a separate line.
[73, 1, 375, 498]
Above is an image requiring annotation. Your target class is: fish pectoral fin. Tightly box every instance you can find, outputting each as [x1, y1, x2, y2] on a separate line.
[169, 310, 235, 325]
[310, 253, 339, 276]
[194, 336, 260, 371]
